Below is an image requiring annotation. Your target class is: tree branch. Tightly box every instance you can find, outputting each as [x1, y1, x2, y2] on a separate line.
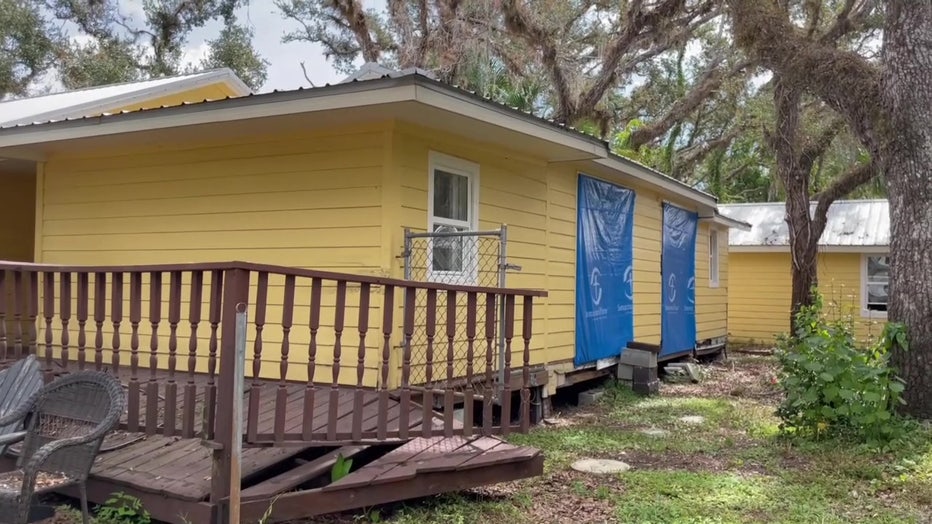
[811, 161, 877, 232]
[728, 0, 884, 156]
[627, 58, 753, 149]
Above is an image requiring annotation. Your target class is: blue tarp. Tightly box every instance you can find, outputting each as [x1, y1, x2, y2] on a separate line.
[661, 203, 698, 357]
[575, 175, 635, 366]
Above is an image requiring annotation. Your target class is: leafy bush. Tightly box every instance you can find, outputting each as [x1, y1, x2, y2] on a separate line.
[775, 292, 909, 446]
[95, 492, 151, 524]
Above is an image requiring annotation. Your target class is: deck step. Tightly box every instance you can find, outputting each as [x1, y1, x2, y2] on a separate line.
[240, 445, 368, 501]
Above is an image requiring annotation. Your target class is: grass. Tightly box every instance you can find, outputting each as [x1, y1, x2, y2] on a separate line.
[330, 355, 932, 524]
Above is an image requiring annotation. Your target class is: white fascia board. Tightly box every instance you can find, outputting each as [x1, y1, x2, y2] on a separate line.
[595, 156, 718, 209]
[0, 85, 415, 149]
[413, 83, 606, 160]
[728, 245, 889, 253]
[699, 214, 752, 231]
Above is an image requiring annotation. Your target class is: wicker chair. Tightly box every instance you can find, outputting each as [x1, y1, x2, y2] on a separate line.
[0, 371, 125, 524]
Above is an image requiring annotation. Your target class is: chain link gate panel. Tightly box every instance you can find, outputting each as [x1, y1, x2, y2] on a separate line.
[402, 226, 519, 398]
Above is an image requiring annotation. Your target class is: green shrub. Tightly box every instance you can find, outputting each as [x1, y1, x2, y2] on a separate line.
[95, 492, 151, 524]
[775, 292, 909, 446]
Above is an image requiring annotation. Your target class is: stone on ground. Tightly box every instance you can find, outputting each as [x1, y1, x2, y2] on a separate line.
[577, 389, 605, 407]
[571, 458, 631, 474]
[640, 428, 670, 437]
[678, 415, 706, 425]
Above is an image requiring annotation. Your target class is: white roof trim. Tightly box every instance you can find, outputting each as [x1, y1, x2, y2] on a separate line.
[729, 245, 890, 254]
[0, 69, 251, 127]
[699, 213, 752, 231]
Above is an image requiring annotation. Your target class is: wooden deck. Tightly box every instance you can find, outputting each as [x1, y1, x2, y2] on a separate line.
[2, 379, 542, 523]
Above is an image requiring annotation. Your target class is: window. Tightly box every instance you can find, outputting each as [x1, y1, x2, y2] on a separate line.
[709, 229, 720, 288]
[864, 254, 889, 313]
[427, 152, 478, 282]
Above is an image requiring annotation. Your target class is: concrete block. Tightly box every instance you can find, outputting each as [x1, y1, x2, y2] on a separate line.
[617, 363, 634, 381]
[618, 348, 658, 368]
[578, 389, 605, 407]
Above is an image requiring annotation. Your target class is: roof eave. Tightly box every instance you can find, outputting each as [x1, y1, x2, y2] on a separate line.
[595, 155, 718, 209]
[700, 212, 752, 231]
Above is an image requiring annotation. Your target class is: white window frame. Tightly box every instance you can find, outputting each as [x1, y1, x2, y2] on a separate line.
[709, 229, 720, 288]
[860, 252, 889, 318]
[426, 151, 480, 284]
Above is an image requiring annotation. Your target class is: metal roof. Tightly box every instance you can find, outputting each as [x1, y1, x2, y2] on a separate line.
[719, 199, 889, 248]
[0, 69, 251, 127]
[0, 66, 721, 208]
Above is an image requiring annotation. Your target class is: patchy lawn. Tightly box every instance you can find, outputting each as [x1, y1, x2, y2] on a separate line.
[314, 354, 932, 524]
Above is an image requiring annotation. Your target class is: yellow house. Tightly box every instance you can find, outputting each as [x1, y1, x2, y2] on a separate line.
[720, 200, 890, 344]
[0, 66, 747, 395]
[0, 68, 251, 263]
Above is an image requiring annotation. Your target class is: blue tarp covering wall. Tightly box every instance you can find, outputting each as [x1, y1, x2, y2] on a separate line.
[661, 203, 698, 357]
[575, 175, 636, 366]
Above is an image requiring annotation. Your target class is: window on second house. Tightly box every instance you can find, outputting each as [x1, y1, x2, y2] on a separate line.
[864, 255, 889, 312]
[709, 230, 720, 288]
[428, 153, 478, 280]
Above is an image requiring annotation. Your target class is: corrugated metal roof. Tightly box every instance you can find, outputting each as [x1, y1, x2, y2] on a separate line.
[0, 68, 720, 206]
[719, 199, 889, 247]
[0, 69, 250, 127]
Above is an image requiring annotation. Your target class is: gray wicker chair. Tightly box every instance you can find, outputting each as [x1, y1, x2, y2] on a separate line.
[0, 371, 125, 524]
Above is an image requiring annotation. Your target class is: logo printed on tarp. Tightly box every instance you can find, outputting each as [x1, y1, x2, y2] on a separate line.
[590, 268, 603, 306]
[661, 203, 698, 356]
[575, 175, 636, 366]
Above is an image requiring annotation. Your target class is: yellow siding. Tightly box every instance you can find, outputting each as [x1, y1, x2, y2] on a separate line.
[695, 223, 729, 341]
[104, 83, 242, 114]
[728, 251, 885, 344]
[0, 172, 35, 261]
[37, 122, 392, 386]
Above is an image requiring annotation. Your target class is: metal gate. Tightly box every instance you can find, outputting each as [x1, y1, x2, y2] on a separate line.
[401, 225, 518, 396]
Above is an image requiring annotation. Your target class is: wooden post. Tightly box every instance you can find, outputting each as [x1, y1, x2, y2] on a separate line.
[212, 267, 249, 523]
[229, 304, 248, 524]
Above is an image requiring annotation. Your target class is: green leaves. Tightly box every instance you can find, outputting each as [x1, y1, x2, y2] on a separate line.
[775, 291, 911, 445]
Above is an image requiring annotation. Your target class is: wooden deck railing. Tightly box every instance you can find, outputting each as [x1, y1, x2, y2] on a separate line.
[0, 261, 546, 449]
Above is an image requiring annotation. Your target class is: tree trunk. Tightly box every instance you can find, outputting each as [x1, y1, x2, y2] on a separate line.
[882, 1, 932, 418]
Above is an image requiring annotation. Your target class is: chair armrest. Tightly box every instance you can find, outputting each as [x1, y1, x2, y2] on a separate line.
[19, 432, 106, 499]
[0, 407, 31, 429]
[0, 430, 26, 447]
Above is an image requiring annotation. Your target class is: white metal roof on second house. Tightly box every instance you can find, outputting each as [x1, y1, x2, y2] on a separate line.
[0, 69, 251, 127]
[719, 199, 889, 250]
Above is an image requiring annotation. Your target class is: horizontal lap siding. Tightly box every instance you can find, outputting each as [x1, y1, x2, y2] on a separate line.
[37, 124, 390, 386]
[728, 252, 881, 345]
[696, 223, 728, 341]
[394, 125, 551, 371]
[0, 172, 35, 262]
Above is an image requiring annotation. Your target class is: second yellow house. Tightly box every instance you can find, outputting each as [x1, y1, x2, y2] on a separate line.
[721, 200, 890, 344]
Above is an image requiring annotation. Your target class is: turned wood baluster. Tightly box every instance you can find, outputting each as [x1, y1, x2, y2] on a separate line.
[93, 273, 105, 370]
[398, 287, 415, 440]
[302, 278, 322, 440]
[327, 281, 347, 441]
[27, 272, 38, 358]
[11, 272, 23, 359]
[500, 295, 515, 437]
[247, 271, 268, 443]
[76, 274, 88, 370]
[444, 290, 457, 437]
[184, 271, 203, 439]
[42, 273, 54, 381]
[59, 273, 72, 373]
[422, 289, 437, 438]
[0, 271, 6, 361]
[483, 292, 496, 435]
[376, 285, 394, 440]
[165, 271, 182, 436]
[204, 270, 223, 439]
[351, 283, 370, 442]
[111, 272, 123, 373]
[521, 296, 534, 433]
[146, 272, 162, 436]
[464, 292, 478, 437]
[128, 273, 142, 433]
[274, 275, 295, 443]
